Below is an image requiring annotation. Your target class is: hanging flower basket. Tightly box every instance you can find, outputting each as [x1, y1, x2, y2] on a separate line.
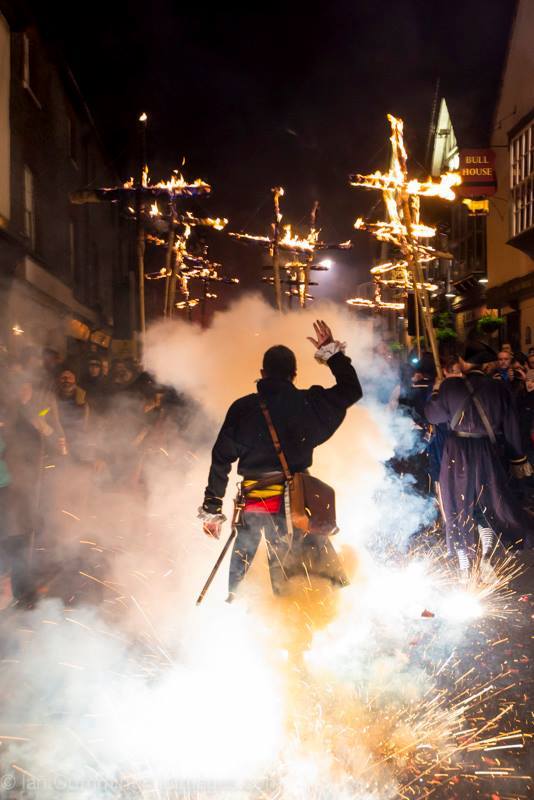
[476, 315, 504, 335]
[436, 327, 457, 342]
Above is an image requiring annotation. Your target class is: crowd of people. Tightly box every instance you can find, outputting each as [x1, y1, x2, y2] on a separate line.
[405, 343, 534, 469]
[0, 332, 532, 608]
[0, 345, 190, 605]
[401, 341, 534, 580]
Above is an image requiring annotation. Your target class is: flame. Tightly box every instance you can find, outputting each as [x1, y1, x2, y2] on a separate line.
[182, 212, 228, 230]
[146, 234, 166, 246]
[350, 114, 461, 321]
[354, 218, 436, 241]
[145, 267, 169, 281]
[154, 173, 211, 193]
[369, 258, 432, 274]
[229, 232, 272, 245]
[279, 224, 317, 252]
[175, 298, 200, 310]
[351, 171, 461, 202]
[202, 217, 228, 231]
[379, 277, 438, 292]
[347, 297, 405, 311]
[368, 261, 438, 292]
[149, 202, 160, 217]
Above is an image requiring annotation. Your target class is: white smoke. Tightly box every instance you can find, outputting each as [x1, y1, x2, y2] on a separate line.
[0, 294, 462, 800]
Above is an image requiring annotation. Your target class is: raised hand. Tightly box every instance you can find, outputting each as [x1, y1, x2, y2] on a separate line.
[307, 320, 334, 349]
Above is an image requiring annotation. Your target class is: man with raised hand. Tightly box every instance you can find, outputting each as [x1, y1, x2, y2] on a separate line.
[199, 320, 362, 601]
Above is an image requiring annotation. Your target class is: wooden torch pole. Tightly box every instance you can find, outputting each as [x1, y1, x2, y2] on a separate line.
[271, 187, 283, 312]
[402, 196, 442, 379]
[137, 113, 148, 335]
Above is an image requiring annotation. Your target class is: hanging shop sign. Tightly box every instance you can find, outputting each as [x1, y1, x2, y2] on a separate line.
[89, 329, 112, 349]
[457, 149, 497, 198]
[66, 318, 90, 341]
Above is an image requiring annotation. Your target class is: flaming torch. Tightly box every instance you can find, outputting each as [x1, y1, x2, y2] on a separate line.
[70, 114, 223, 334]
[348, 115, 460, 376]
[146, 240, 239, 324]
[230, 189, 351, 311]
[144, 207, 229, 318]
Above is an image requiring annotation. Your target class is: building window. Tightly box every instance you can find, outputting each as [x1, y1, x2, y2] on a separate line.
[67, 116, 78, 166]
[23, 165, 35, 248]
[22, 33, 30, 88]
[510, 120, 534, 237]
[21, 32, 41, 109]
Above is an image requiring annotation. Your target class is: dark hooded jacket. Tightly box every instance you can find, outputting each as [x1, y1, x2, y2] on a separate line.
[203, 351, 362, 513]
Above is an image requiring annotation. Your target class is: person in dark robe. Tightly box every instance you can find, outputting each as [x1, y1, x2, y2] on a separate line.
[199, 320, 362, 601]
[427, 354, 462, 487]
[425, 342, 533, 581]
[80, 356, 111, 416]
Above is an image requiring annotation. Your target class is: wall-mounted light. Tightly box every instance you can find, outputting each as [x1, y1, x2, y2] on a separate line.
[478, 277, 489, 284]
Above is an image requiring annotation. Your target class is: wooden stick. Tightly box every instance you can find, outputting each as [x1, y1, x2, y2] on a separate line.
[196, 493, 245, 606]
[195, 528, 237, 606]
[414, 281, 421, 360]
[163, 213, 176, 317]
[272, 187, 283, 312]
[136, 188, 146, 335]
[402, 196, 442, 379]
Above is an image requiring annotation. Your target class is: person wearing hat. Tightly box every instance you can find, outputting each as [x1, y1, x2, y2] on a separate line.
[425, 341, 534, 581]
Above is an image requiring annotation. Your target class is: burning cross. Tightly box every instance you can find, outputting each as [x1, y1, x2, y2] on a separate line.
[348, 259, 439, 313]
[230, 188, 351, 311]
[71, 169, 213, 333]
[144, 208, 230, 319]
[347, 114, 460, 376]
[71, 114, 227, 333]
[146, 238, 239, 325]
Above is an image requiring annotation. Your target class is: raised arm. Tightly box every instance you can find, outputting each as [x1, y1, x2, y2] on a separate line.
[308, 320, 362, 409]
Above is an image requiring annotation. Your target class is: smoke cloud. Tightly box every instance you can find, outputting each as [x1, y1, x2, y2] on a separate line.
[0, 293, 460, 800]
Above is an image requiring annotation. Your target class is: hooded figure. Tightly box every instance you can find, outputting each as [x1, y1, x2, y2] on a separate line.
[425, 341, 534, 578]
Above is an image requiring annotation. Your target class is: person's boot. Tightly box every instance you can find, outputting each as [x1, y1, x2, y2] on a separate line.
[478, 525, 496, 559]
[477, 525, 498, 584]
[457, 548, 471, 586]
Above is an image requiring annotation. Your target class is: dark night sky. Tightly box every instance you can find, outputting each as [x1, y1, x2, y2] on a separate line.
[30, 0, 515, 306]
